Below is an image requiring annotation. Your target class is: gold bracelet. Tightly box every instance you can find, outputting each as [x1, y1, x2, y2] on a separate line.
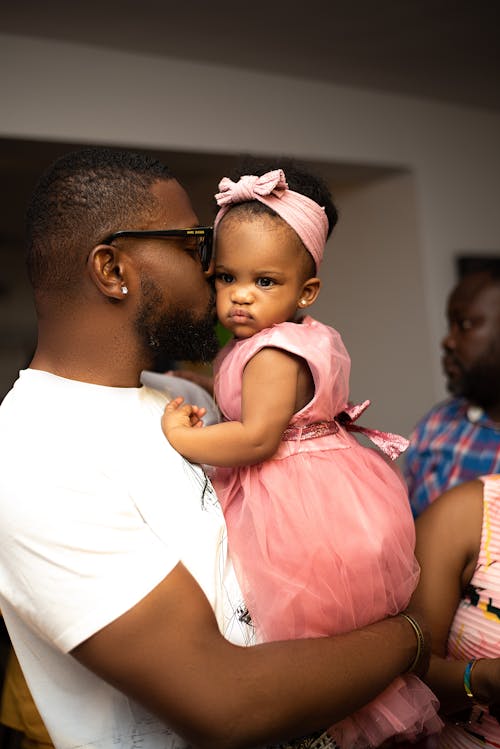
[400, 613, 425, 673]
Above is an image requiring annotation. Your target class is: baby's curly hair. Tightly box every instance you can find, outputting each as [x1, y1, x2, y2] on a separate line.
[224, 156, 338, 239]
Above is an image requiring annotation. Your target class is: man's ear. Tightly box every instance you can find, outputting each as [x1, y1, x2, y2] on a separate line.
[297, 277, 321, 310]
[87, 245, 128, 300]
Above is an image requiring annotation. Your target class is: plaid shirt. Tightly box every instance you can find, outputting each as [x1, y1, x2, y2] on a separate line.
[405, 397, 500, 517]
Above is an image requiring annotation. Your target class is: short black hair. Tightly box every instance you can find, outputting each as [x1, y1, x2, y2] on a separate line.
[223, 156, 338, 238]
[26, 147, 173, 292]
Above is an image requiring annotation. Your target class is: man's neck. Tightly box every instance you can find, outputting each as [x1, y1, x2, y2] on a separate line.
[485, 403, 500, 424]
[32, 302, 152, 387]
[29, 354, 143, 388]
[466, 398, 500, 424]
[31, 334, 146, 388]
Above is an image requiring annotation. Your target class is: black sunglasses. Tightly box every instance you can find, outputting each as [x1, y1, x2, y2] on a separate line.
[102, 227, 213, 272]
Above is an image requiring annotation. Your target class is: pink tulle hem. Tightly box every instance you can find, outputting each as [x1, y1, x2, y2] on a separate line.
[327, 675, 443, 749]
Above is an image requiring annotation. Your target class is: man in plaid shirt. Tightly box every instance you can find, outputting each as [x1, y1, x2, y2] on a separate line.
[405, 270, 500, 517]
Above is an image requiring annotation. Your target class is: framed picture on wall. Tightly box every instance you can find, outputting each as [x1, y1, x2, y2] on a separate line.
[456, 254, 500, 278]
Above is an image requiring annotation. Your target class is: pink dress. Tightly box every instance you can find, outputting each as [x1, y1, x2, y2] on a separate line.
[213, 316, 442, 748]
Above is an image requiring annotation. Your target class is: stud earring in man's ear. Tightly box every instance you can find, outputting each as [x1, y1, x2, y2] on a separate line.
[121, 285, 128, 295]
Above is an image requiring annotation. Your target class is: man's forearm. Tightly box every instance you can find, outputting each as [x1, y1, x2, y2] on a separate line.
[193, 613, 425, 749]
[73, 566, 424, 749]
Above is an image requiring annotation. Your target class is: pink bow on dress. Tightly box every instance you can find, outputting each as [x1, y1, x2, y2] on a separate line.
[337, 400, 409, 461]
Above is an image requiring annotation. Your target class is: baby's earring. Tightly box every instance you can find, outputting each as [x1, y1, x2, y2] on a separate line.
[299, 299, 306, 307]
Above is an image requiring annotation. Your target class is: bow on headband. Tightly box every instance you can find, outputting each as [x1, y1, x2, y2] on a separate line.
[215, 170, 289, 206]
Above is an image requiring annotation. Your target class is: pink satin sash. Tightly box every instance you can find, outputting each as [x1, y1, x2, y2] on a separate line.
[281, 399, 409, 461]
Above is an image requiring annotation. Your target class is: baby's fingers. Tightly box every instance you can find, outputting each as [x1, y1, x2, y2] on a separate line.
[190, 406, 207, 427]
[165, 396, 185, 412]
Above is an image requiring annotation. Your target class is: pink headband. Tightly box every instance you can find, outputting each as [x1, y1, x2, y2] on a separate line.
[213, 169, 328, 272]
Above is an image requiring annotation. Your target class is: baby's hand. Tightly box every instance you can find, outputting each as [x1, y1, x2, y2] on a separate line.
[161, 397, 206, 443]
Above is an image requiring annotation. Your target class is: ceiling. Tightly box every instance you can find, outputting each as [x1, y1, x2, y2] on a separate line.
[2, 0, 500, 111]
[1, 0, 498, 248]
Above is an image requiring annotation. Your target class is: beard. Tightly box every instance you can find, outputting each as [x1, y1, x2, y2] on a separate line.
[443, 355, 466, 397]
[445, 348, 500, 411]
[135, 278, 220, 369]
[457, 361, 500, 410]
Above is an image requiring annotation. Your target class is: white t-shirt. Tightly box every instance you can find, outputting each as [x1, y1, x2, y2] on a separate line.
[0, 369, 250, 749]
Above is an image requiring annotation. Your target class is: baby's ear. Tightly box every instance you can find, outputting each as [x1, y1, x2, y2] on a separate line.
[297, 277, 321, 309]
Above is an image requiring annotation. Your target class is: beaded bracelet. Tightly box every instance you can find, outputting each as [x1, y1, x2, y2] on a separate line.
[464, 658, 479, 699]
[400, 613, 425, 673]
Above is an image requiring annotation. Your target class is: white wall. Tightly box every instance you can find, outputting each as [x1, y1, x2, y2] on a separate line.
[314, 173, 434, 434]
[1, 34, 500, 431]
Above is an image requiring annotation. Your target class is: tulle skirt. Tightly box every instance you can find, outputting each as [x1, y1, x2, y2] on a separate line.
[214, 432, 442, 747]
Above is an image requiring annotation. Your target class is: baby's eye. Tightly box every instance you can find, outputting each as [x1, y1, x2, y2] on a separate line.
[256, 277, 275, 288]
[215, 272, 234, 284]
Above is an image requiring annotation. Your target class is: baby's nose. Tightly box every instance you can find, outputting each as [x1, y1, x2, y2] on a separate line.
[232, 285, 253, 303]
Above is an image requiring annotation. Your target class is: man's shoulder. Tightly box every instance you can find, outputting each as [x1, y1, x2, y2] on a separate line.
[0, 373, 32, 439]
[416, 397, 467, 427]
[141, 371, 219, 426]
[407, 398, 469, 451]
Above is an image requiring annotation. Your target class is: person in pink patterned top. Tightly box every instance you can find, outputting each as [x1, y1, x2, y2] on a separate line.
[413, 474, 500, 748]
[162, 160, 442, 748]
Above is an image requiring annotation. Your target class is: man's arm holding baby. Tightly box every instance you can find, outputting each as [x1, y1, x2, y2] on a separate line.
[73, 560, 428, 749]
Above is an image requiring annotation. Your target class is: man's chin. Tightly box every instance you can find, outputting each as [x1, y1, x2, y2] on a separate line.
[151, 332, 219, 366]
[446, 380, 463, 397]
[442, 367, 465, 397]
[137, 306, 219, 367]
[442, 355, 465, 389]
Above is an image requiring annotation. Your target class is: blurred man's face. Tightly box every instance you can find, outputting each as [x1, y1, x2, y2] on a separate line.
[441, 273, 500, 410]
